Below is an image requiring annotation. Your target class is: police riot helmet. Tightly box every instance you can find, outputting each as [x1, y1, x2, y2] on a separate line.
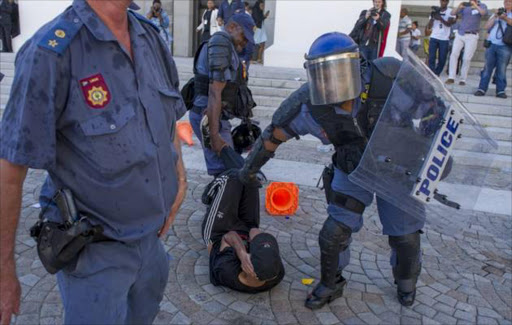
[304, 32, 362, 105]
[232, 122, 262, 154]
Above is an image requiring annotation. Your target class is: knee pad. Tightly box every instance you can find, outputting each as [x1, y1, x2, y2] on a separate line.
[389, 231, 422, 280]
[319, 216, 352, 253]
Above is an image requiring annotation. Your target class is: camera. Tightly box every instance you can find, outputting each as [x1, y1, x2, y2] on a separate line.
[431, 6, 442, 17]
[370, 8, 379, 17]
[497, 7, 506, 16]
[462, 2, 472, 7]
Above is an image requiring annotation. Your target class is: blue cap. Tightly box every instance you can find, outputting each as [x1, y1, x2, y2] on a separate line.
[228, 13, 255, 45]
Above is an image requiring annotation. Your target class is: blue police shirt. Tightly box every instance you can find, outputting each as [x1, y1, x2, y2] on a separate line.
[281, 83, 367, 144]
[0, 0, 187, 241]
[218, 0, 244, 22]
[193, 31, 240, 109]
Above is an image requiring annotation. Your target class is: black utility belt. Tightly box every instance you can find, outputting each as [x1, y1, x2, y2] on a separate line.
[30, 189, 111, 274]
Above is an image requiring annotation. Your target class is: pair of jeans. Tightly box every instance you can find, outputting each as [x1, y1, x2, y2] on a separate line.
[478, 44, 512, 94]
[360, 45, 378, 61]
[428, 38, 449, 76]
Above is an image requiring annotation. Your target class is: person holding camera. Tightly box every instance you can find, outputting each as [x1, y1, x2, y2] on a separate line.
[426, 0, 456, 76]
[147, 0, 173, 50]
[446, 0, 488, 86]
[350, 0, 391, 61]
[475, 0, 512, 99]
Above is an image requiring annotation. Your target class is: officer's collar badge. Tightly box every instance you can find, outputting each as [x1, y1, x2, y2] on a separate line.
[80, 74, 111, 109]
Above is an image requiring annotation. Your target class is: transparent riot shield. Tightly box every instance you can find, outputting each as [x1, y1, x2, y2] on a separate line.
[349, 50, 499, 222]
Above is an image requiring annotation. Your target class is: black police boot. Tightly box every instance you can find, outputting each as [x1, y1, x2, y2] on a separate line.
[395, 278, 417, 307]
[305, 272, 346, 310]
[305, 218, 352, 310]
[389, 232, 422, 307]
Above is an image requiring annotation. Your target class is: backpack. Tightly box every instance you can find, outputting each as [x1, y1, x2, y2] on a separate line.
[180, 77, 196, 111]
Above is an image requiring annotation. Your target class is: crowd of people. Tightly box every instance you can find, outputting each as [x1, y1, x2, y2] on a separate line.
[400, 0, 511, 99]
[0, 1, 508, 324]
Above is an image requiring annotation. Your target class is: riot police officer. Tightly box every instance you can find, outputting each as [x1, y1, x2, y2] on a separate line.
[239, 32, 424, 309]
[189, 12, 256, 176]
[0, 1, 187, 324]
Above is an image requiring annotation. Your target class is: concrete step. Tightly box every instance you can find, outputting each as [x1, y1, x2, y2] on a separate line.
[0, 52, 15, 63]
[0, 68, 14, 78]
[254, 111, 512, 142]
[0, 60, 15, 71]
[182, 112, 511, 173]
[0, 76, 13, 86]
[237, 114, 511, 166]
[463, 102, 512, 118]
[455, 92, 512, 107]
[251, 103, 511, 130]
[178, 71, 306, 90]
[444, 82, 512, 96]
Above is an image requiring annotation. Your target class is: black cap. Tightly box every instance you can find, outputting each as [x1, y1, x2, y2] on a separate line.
[227, 13, 255, 45]
[250, 233, 284, 281]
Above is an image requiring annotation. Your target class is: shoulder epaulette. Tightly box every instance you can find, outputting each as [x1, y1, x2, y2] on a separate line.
[38, 14, 83, 55]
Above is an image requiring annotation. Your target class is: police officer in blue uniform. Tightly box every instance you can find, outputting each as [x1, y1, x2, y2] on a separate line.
[0, 1, 187, 324]
[189, 12, 256, 176]
[239, 32, 425, 309]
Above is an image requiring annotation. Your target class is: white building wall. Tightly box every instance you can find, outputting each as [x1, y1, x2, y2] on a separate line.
[264, 1, 402, 69]
[12, 1, 502, 60]
[13, 1, 72, 52]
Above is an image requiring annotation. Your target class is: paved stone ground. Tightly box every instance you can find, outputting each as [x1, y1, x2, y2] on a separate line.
[12, 169, 512, 325]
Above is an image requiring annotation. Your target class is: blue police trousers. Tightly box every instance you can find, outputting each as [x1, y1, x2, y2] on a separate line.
[328, 167, 425, 269]
[56, 233, 170, 324]
[189, 109, 235, 176]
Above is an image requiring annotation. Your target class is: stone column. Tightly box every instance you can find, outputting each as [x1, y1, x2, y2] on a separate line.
[173, 0, 195, 57]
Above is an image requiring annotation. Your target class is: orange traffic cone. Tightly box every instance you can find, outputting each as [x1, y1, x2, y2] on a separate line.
[176, 121, 194, 146]
[265, 182, 299, 216]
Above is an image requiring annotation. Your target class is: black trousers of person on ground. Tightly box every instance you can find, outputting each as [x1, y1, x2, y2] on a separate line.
[201, 171, 260, 245]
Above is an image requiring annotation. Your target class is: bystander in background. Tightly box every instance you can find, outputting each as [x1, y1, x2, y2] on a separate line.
[426, 0, 456, 76]
[397, 8, 412, 58]
[350, 0, 391, 61]
[197, 0, 221, 43]
[252, 0, 269, 64]
[147, 0, 172, 51]
[475, 0, 512, 99]
[410, 21, 422, 53]
[446, 0, 488, 86]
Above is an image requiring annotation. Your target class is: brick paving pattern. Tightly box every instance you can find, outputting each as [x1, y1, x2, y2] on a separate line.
[12, 169, 512, 325]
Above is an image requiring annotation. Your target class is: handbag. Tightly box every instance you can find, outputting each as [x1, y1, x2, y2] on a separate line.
[498, 20, 512, 46]
[503, 25, 512, 46]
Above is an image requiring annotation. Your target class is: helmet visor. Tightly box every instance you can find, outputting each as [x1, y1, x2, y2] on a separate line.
[305, 52, 362, 105]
